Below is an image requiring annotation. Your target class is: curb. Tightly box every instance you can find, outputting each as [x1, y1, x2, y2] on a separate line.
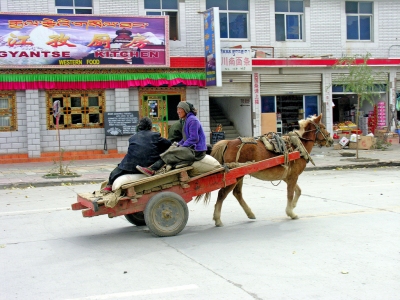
[305, 161, 400, 171]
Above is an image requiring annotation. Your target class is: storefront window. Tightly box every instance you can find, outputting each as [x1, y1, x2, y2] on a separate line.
[261, 96, 275, 113]
[0, 92, 17, 131]
[46, 90, 104, 130]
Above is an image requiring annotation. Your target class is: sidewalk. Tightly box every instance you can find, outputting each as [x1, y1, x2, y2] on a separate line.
[1, 144, 399, 189]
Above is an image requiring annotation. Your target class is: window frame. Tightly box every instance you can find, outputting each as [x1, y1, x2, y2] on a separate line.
[55, 0, 93, 14]
[46, 90, 105, 130]
[206, 0, 250, 40]
[345, 1, 373, 41]
[274, 0, 304, 42]
[0, 91, 17, 132]
[144, 0, 179, 41]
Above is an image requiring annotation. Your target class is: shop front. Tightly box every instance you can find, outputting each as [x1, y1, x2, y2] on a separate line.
[0, 13, 206, 163]
[259, 74, 321, 135]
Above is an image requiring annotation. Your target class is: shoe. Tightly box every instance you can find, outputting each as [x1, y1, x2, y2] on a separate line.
[101, 185, 112, 194]
[136, 165, 155, 177]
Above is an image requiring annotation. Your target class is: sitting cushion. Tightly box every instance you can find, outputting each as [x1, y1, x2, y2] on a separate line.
[188, 155, 221, 177]
[112, 174, 147, 191]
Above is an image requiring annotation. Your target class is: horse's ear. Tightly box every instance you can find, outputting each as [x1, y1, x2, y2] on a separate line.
[314, 114, 322, 123]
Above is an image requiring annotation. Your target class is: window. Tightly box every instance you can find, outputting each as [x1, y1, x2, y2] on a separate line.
[0, 92, 17, 132]
[145, 0, 179, 41]
[275, 0, 304, 41]
[346, 1, 372, 41]
[206, 0, 249, 39]
[56, 0, 93, 14]
[46, 90, 104, 129]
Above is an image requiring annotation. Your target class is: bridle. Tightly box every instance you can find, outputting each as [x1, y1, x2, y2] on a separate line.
[299, 121, 331, 145]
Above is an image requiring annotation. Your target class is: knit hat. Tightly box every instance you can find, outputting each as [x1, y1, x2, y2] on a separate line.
[177, 101, 191, 114]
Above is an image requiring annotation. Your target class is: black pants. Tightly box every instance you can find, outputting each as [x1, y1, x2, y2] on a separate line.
[107, 167, 138, 186]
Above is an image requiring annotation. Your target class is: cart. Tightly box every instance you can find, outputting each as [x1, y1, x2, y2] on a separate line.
[71, 151, 300, 237]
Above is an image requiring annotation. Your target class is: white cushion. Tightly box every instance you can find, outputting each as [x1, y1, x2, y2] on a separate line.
[112, 174, 147, 191]
[188, 155, 221, 177]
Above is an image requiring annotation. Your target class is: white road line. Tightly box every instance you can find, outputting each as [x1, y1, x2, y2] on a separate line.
[0, 207, 70, 216]
[67, 284, 199, 300]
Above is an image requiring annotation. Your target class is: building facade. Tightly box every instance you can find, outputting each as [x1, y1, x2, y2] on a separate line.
[1, 0, 399, 163]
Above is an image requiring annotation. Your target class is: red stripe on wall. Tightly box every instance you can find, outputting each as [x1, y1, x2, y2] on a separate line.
[170, 57, 205, 68]
[252, 58, 400, 67]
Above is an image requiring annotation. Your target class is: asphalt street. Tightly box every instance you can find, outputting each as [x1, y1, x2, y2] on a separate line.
[1, 168, 399, 300]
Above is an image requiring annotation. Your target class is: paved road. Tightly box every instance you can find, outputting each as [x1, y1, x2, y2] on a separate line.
[1, 168, 399, 300]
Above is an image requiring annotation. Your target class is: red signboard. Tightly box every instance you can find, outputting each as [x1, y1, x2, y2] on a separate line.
[0, 13, 169, 68]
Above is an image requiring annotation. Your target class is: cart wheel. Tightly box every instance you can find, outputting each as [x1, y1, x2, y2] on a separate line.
[144, 192, 189, 237]
[125, 212, 146, 226]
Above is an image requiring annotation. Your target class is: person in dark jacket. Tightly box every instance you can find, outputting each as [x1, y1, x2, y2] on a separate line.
[136, 102, 207, 176]
[102, 117, 171, 192]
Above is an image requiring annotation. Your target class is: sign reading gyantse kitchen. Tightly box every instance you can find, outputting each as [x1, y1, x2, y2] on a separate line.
[0, 13, 169, 68]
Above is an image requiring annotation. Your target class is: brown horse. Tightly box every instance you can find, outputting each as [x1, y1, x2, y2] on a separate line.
[198, 114, 333, 227]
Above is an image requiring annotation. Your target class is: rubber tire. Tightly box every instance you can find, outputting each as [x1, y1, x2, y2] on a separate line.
[144, 192, 189, 237]
[125, 212, 146, 226]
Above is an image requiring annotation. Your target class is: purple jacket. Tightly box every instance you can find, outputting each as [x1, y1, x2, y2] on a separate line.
[178, 112, 207, 151]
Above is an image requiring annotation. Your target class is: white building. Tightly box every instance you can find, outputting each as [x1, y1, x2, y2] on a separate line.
[0, 0, 399, 163]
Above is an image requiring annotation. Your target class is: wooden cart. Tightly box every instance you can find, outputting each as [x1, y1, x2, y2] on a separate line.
[71, 151, 300, 237]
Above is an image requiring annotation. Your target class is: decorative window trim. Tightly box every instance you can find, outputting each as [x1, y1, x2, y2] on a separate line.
[0, 91, 17, 132]
[46, 90, 105, 130]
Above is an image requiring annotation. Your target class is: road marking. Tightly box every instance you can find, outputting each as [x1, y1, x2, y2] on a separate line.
[0, 207, 70, 216]
[67, 284, 199, 300]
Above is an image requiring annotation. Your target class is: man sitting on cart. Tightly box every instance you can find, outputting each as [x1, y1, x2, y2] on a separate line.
[102, 117, 171, 193]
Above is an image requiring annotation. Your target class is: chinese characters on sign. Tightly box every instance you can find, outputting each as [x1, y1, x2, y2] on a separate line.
[0, 13, 169, 68]
[252, 72, 260, 105]
[221, 48, 252, 72]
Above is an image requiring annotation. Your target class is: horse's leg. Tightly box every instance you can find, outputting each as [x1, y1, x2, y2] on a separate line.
[292, 183, 301, 208]
[232, 177, 256, 220]
[285, 178, 299, 219]
[214, 183, 237, 227]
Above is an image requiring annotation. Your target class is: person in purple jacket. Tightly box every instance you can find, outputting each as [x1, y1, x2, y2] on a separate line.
[136, 101, 207, 176]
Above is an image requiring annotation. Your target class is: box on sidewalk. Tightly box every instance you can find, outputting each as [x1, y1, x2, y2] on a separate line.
[339, 137, 349, 147]
[348, 136, 376, 150]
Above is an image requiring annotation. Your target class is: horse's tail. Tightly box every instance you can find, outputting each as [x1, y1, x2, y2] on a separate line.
[210, 139, 229, 164]
[194, 192, 212, 205]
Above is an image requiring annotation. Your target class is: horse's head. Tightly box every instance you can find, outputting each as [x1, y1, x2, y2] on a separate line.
[297, 114, 333, 147]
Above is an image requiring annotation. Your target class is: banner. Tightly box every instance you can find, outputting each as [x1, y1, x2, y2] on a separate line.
[221, 48, 252, 71]
[0, 13, 169, 68]
[203, 8, 221, 87]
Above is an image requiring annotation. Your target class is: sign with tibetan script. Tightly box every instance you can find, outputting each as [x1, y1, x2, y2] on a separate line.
[104, 111, 139, 136]
[0, 13, 169, 68]
[203, 7, 221, 87]
[221, 48, 252, 71]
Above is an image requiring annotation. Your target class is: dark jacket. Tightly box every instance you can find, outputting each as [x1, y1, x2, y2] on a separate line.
[168, 120, 183, 142]
[118, 130, 171, 171]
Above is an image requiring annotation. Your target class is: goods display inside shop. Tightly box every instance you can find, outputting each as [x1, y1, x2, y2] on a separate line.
[331, 101, 399, 150]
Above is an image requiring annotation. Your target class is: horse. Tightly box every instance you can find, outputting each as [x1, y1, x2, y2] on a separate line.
[197, 114, 333, 227]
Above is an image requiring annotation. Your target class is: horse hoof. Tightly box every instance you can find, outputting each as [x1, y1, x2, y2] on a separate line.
[290, 215, 299, 220]
[248, 215, 256, 220]
[215, 222, 224, 227]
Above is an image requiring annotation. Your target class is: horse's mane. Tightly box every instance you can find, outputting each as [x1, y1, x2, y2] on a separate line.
[210, 140, 229, 164]
[295, 115, 318, 136]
